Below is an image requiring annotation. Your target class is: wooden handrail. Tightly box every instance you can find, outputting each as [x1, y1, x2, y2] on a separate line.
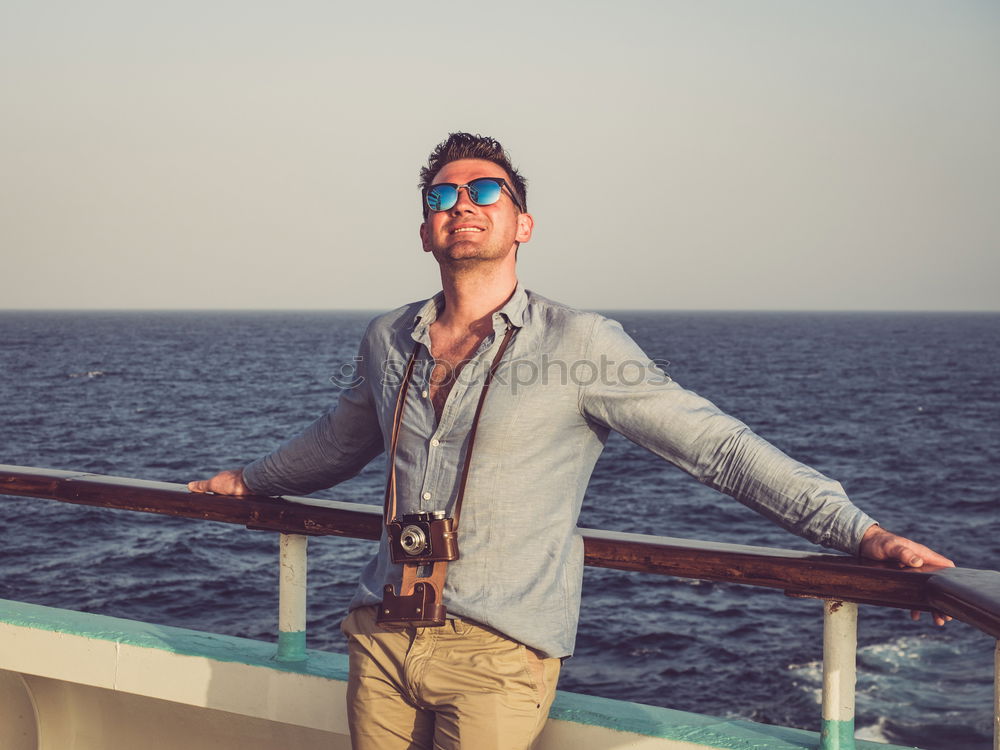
[2, 464, 998, 638]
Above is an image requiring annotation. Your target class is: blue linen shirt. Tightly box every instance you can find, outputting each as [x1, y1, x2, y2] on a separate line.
[243, 285, 876, 658]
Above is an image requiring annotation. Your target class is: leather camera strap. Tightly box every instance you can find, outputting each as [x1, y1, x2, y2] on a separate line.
[449, 325, 516, 529]
[378, 324, 516, 624]
[383, 324, 516, 528]
[383, 348, 419, 526]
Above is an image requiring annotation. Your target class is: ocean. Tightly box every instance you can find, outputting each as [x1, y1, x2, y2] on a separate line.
[1, 309, 997, 749]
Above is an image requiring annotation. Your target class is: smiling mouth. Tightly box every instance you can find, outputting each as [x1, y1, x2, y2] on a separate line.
[450, 227, 484, 234]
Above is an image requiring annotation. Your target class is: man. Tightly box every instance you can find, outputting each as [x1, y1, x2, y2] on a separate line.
[189, 133, 953, 750]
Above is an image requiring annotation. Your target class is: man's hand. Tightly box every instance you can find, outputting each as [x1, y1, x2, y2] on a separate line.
[859, 524, 955, 626]
[187, 469, 251, 496]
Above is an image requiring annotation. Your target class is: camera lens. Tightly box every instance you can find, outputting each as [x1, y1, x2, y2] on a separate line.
[399, 525, 428, 556]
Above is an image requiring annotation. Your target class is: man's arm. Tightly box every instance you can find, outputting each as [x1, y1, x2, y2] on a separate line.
[188, 323, 384, 498]
[579, 317, 874, 553]
[188, 391, 384, 498]
[578, 316, 954, 622]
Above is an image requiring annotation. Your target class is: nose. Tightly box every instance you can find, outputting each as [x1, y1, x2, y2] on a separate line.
[449, 185, 478, 213]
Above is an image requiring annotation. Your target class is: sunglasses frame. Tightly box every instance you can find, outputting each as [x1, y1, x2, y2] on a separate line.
[424, 177, 524, 215]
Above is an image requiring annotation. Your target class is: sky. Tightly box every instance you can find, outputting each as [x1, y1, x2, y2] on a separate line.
[2, 1, 998, 311]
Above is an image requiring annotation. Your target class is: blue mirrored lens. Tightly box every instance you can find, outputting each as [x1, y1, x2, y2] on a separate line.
[467, 179, 503, 206]
[426, 179, 509, 212]
[427, 184, 458, 212]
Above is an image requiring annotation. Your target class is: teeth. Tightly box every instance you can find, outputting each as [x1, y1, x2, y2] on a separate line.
[453, 227, 483, 233]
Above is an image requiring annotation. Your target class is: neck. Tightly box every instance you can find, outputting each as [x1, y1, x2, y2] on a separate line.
[436, 263, 518, 333]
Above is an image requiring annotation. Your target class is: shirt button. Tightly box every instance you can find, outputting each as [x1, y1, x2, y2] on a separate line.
[422, 492, 431, 500]
[431, 438, 440, 447]
[421, 390, 429, 398]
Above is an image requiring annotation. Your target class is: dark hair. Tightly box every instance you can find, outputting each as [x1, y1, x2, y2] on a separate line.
[418, 132, 528, 218]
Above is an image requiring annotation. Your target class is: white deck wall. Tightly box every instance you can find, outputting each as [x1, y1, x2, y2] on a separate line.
[0, 600, 919, 750]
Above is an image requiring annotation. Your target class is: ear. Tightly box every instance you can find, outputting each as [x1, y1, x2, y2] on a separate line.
[515, 212, 534, 244]
[419, 221, 432, 253]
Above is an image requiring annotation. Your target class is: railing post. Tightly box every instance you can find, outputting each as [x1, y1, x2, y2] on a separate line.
[275, 533, 308, 663]
[821, 599, 858, 750]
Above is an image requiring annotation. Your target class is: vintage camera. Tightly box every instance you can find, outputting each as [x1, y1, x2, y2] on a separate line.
[386, 510, 458, 564]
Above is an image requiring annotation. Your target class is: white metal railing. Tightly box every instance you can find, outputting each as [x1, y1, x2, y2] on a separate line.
[821, 600, 859, 750]
[276, 533, 309, 663]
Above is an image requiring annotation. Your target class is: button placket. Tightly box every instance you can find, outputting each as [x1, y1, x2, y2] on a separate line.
[416, 322, 509, 515]
[415, 355, 442, 511]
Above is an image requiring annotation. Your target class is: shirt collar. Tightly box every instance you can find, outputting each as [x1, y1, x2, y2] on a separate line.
[499, 282, 527, 327]
[410, 283, 527, 341]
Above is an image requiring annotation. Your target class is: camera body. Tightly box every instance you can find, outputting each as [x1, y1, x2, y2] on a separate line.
[386, 510, 458, 564]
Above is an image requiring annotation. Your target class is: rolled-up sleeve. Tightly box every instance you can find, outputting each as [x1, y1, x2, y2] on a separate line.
[578, 316, 876, 554]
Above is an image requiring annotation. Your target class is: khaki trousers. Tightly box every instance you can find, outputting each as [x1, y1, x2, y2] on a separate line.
[340, 605, 561, 750]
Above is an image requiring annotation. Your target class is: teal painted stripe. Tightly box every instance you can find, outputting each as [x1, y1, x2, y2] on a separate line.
[0, 599, 924, 750]
[821, 718, 856, 750]
[276, 630, 307, 663]
[549, 690, 902, 750]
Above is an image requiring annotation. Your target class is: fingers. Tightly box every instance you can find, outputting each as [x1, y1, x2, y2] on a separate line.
[866, 528, 956, 627]
[186, 469, 249, 496]
[888, 540, 924, 568]
[894, 540, 955, 569]
[888, 536, 954, 569]
[910, 609, 952, 626]
[859, 526, 954, 569]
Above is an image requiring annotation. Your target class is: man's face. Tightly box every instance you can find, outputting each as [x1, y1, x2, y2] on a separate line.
[419, 158, 533, 266]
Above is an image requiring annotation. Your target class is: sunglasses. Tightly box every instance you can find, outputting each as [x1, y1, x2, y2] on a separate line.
[425, 177, 524, 214]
